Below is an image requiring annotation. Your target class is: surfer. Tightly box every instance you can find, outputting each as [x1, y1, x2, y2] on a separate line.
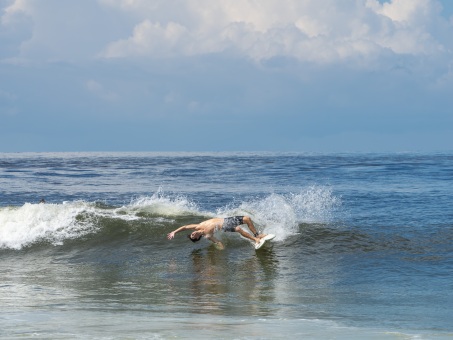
[167, 216, 268, 250]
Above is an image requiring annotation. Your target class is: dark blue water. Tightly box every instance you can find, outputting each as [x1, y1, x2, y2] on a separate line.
[1, 152, 452, 339]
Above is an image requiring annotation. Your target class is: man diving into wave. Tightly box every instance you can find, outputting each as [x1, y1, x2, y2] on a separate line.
[167, 216, 269, 250]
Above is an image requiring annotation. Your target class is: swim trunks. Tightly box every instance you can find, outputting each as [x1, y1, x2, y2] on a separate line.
[222, 216, 244, 232]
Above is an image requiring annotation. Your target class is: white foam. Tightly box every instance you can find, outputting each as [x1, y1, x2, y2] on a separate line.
[219, 186, 341, 241]
[0, 187, 340, 249]
[0, 190, 202, 250]
[0, 201, 97, 250]
[126, 189, 203, 217]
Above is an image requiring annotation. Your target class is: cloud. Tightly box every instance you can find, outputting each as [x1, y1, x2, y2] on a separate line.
[99, 0, 453, 65]
[86, 79, 119, 102]
[102, 20, 191, 58]
[1, 0, 452, 152]
[2, 0, 452, 67]
[0, 0, 33, 59]
[367, 0, 449, 54]
[368, 0, 438, 23]
[1, 0, 133, 61]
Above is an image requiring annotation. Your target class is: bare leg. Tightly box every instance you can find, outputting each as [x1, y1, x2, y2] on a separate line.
[243, 216, 266, 239]
[234, 226, 260, 244]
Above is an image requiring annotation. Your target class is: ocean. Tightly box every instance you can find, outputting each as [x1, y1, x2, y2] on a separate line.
[0, 152, 452, 339]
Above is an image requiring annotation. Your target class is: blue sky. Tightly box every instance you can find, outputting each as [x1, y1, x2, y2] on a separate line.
[1, 0, 452, 152]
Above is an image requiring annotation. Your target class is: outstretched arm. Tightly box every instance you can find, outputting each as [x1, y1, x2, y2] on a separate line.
[167, 224, 198, 240]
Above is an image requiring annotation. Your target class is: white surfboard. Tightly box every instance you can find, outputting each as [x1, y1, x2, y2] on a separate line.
[254, 234, 276, 250]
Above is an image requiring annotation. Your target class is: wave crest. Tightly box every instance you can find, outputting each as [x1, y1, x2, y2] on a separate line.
[218, 186, 341, 241]
[0, 187, 341, 250]
[0, 201, 97, 250]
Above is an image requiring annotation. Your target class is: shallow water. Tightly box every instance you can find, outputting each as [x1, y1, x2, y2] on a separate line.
[1, 152, 452, 338]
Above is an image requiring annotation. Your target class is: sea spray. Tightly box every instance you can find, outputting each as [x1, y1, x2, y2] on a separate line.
[126, 189, 203, 217]
[0, 191, 202, 250]
[218, 186, 341, 241]
[0, 201, 97, 250]
[289, 185, 341, 223]
[0, 188, 340, 249]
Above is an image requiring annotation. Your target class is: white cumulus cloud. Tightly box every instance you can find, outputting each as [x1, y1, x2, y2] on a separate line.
[99, 0, 453, 64]
[1, 0, 452, 66]
[102, 20, 191, 58]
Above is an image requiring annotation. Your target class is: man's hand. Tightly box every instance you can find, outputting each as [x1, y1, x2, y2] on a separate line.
[214, 241, 225, 250]
[167, 231, 175, 240]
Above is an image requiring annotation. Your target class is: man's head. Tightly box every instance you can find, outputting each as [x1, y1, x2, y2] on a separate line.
[187, 231, 203, 243]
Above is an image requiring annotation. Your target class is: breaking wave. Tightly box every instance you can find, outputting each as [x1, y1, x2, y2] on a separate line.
[0, 186, 341, 250]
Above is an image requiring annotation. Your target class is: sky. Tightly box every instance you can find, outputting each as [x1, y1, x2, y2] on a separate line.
[1, 0, 453, 152]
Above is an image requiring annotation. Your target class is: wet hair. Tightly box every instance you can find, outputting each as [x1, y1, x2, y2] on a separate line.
[187, 233, 202, 243]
